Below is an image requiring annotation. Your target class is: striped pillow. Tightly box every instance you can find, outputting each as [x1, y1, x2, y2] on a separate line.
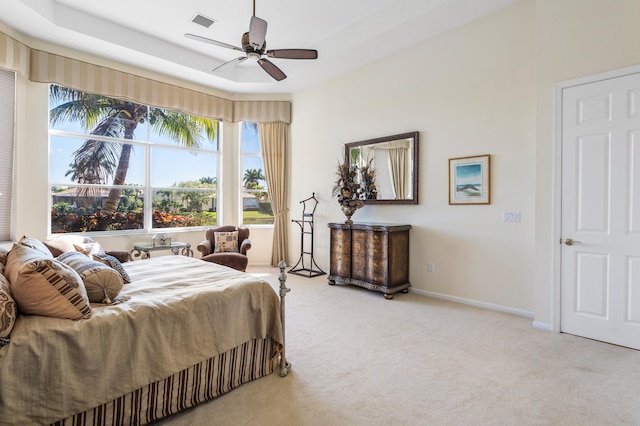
[58, 251, 123, 304]
[5, 244, 91, 320]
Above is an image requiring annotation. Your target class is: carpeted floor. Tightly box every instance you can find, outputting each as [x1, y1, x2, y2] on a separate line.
[157, 265, 640, 426]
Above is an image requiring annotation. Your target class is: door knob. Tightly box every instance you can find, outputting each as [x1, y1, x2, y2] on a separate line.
[564, 238, 582, 246]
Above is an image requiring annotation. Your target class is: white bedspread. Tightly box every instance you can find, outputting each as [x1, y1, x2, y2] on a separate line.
[0, 256, 283, 425]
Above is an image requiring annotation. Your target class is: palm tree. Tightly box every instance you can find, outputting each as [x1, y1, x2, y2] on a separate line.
[243, 168, 265, 189]
[49, 85, 218, 213]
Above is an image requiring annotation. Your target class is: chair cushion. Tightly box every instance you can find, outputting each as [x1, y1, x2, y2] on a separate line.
[0, 274, 17, 342]
[5, 244, 92, 320]
[202, 252, 248, 272]
[214, 231, 239, 253]
[58, 251, 123, 304]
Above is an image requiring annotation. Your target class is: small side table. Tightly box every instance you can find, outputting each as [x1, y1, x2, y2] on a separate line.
[131, 242, 193, 260]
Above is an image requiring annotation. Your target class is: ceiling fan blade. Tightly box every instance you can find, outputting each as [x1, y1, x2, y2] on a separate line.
[249, 16, 267, 49]
[212, 56, 247, 73]
[185, 33, 243, 52]
[257, 58, 286, 81]
[266, 49, 318, 60]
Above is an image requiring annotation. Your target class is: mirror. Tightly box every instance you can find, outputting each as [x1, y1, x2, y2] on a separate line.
[344, 131, 419, 204]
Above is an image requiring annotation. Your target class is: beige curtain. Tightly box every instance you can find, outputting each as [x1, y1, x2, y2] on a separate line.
[0, 32, 30, 76]
[258, 122, 289, 265]
[1, 31, 291, 123]
[387, 147, 408, 199]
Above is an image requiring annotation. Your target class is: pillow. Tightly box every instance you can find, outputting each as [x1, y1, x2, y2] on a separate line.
[74, 242, 106, 257]
[58, 251, 123, 304]
[5, 244, 92, 320]
[0, 274, 17, 342]
[0, 247, 8, 275]
[43, 238, 78, 257]
[18, 236, 53, 258]
[214, 231, 239, 253]
[92, 253, 131, 284]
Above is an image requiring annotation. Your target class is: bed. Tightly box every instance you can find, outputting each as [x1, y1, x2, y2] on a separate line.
[0, 253, 289, 426]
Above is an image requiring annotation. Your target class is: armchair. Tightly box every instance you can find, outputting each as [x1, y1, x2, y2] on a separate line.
[197, 226, 251, 272]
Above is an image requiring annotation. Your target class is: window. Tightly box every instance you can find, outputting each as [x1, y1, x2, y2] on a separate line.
[0, 69, 15, 242]
[49, 85, 220, 234]
[240, 122, 273, 225]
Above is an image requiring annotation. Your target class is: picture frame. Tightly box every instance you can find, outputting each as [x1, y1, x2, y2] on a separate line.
[449, 154, 490, 205]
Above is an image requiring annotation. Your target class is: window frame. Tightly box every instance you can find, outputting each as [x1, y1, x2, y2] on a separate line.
[239, 122, 273, 227]
[0, 68, 16, 243]
[48, 85, 221, 236]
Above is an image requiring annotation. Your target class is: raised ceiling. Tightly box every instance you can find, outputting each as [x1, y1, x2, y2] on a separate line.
[1, 0, 519, 94]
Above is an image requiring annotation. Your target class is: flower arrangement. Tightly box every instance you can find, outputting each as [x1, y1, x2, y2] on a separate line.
[332, 160, 376, 223]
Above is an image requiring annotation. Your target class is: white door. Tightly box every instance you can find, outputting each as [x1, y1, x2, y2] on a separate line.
[561, 72, 640, 350]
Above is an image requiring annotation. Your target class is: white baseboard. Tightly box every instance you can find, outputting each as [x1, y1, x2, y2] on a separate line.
[410, 288, 535, 320]
[531, 321, 553, 332]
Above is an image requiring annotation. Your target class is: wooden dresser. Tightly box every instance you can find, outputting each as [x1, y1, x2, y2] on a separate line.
[328, 222, 411, 299]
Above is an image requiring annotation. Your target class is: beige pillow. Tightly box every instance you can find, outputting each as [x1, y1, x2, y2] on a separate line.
[0, 274, 17, 342]
[6, 244, 92, 320]
[43, 238, 78, 257]
[58, 251, 123, 304]
[18, 236, 53, 258]
[214, 231, 239, 253]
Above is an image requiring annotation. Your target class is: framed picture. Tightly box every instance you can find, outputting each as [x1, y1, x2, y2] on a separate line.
[449, 154, 490, 205]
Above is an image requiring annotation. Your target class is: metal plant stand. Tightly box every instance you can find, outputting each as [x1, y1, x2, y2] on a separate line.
[289, 193, 325, 277]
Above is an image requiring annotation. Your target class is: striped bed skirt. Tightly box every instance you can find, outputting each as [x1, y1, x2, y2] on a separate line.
[52, 337, 279, 426]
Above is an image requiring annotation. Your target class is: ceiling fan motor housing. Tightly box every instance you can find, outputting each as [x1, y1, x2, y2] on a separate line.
[242, 32, 265, 55]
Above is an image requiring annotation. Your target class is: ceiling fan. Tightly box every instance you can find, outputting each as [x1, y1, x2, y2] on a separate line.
[185, 0, 318, 81]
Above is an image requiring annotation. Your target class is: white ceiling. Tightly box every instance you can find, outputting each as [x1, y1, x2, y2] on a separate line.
[1, 0, 519, 94]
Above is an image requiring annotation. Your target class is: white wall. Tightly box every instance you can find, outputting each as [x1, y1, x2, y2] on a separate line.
[290, 1, 537, 314]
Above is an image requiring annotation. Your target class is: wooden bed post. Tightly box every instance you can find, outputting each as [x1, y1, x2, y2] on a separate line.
[278, 261, 291, 376]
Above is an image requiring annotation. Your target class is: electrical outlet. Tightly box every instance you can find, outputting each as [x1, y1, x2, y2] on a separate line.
[427, 263, 435, 272]
[503, 211, 521, 223]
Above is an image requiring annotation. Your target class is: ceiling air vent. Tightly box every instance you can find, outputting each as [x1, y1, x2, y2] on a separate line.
[191, 13, 215, 28]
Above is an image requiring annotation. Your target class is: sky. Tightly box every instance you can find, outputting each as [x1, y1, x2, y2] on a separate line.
[49, 94, 263, 188]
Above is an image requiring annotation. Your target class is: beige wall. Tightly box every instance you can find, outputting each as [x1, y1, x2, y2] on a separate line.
[290, 0, 640, 326]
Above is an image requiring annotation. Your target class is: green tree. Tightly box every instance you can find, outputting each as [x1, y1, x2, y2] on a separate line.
[49, 85, 218, 213]
[243, 168, 265, 189]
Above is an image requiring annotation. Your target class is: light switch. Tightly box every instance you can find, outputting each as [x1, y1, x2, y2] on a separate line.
[503, 211, 521, 223]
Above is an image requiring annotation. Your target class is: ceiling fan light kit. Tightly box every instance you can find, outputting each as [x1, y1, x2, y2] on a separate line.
[185, 0, 318, 82]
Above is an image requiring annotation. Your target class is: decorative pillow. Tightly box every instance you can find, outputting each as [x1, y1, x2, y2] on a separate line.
[5, 244, 92, 320]
[214, 231, 239, 253]
[92, 253, 131, 284]
[18, 236, 53, 258]
[0, 274, 17, 342]
[58, 251, 123, 304]
[43, 238, 78, 257]
[74, 242, 106, 257]
[0, 247, 8, 275]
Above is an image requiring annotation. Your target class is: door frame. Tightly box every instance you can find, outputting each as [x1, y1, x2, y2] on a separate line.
[551, 64, 640, 333]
